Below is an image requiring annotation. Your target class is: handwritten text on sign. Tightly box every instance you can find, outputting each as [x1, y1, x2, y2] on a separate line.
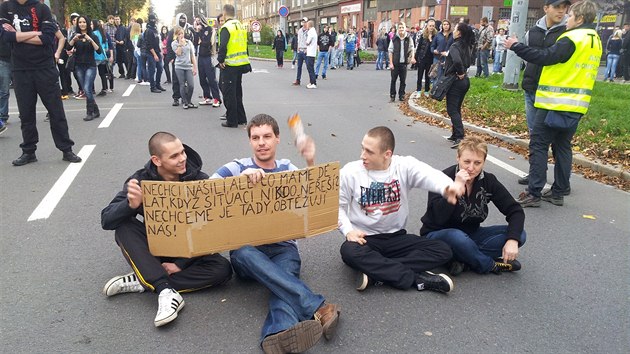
[142, 162, 340, 257]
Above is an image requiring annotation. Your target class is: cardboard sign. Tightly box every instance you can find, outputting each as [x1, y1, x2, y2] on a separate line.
[141, 162, 340, 258]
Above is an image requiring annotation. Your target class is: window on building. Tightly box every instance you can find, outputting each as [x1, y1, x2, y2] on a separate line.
[526, 17, 537, 30]
[429, 6, 435, 18]
[499, 8, 511, 19]
[368, 0, 377, 8]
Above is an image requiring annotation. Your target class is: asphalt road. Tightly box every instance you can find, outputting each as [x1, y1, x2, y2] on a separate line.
[1, 60, 628, 353]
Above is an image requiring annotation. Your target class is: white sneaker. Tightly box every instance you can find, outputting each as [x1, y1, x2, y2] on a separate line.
[154, 289, 185, 327]
[103, 272, 145, 297]
[306, 84, 317, 89]
[291, 64, 295, 69]
[139, 81, 150, 86]
[211, 98, 221, 107]
[199, 98, 212, 105]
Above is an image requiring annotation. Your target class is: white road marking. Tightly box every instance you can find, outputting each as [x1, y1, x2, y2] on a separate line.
[27, 145, 96, 221]
[98, 103, 123, 128]
[252, 68, 269, 74]
[486, 154, 528, 178]
[122, 84, 136, 97]
[486, 154, 551, 190]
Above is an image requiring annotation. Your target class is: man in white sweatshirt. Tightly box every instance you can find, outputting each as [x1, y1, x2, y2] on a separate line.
[338, 126, 464, 293]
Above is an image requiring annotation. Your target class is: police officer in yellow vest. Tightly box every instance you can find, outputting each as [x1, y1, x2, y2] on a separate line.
[217, 4, 251, 128]
[505, 0, 601, 208]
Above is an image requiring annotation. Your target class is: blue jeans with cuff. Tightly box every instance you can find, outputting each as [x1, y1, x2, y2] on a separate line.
[230, 243, 325, 343]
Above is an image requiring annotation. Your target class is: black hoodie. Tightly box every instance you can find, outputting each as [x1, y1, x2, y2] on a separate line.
[0, 0, 56, 70]
[101, 145, 208, 231]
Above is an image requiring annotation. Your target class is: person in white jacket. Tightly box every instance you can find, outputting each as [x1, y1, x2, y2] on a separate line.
[338, 126, 465, 293]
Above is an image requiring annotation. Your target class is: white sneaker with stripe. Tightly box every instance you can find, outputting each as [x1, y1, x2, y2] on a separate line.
[154, 289, 185, 327]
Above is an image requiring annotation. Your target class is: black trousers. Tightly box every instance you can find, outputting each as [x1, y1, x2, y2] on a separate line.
[57, 61, 73, 95]
[340, 230, 452, 289]
[416, 59, 432, 92]
[622, 52, 630, 81]
[167, 55, 180, 100]
[220, 66, 247, 126]
[14, 68, 75, 154]
[275, 49, 284, 67]
[124, 47, 134, 78]
[115, 45, 126, 76]
[445, 76, 470, 140]
[390, 63, 407, 99]
[114, 219, 233, 293]
[97, 63, 112, 91]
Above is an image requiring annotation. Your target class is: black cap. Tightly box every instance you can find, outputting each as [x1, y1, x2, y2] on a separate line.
[545, 0, 571, 6]
[148, 13, 157, 21]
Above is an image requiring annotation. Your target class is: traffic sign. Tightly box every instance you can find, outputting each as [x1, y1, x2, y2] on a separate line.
[278, 5, 289, 18]
[251, 21, 261, 32]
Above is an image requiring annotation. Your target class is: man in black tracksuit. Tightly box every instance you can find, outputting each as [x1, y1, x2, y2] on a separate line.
[196, 15, 221, 106]
[0, 0, 81, 166]
[114, 16, 127, 78]
[101, 132, 232, 327]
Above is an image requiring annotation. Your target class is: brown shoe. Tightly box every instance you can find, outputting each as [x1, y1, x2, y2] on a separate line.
[261, 320, 322, 354]
[314, 303, 340, 340]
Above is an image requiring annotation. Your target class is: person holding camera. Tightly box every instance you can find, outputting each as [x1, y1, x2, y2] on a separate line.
[68, 15, 102, 121]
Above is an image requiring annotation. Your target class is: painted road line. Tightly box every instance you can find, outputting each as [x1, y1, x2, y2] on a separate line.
[122, 84, 136, 97]
[27, 145, 96, 221]
[98, 103, 123, 128]
[486, 154, 551, 190]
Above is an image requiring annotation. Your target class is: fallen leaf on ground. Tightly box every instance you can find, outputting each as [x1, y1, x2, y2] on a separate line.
[331, 133, 337, 137]
[424, 331, 433, 336]
[410, 140, 416, 143]
[508, 156, 515, 160]
[582, 215, 597, 220]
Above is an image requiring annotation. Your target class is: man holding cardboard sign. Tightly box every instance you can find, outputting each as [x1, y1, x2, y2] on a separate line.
[211, 114, 340, 354]
[339, 126, 464, 293]
[101, 132, 232, 327]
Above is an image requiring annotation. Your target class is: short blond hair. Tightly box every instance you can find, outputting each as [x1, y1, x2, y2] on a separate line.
[570, 0, 598, 24]
[457, 136, 488, 160]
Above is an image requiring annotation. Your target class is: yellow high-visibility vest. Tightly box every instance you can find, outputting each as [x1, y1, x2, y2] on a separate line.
[535, 28, 602, 114]
[220, 19, 250, 67]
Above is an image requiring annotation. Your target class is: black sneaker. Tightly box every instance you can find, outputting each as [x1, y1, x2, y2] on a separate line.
[517, 175, 529, 185]
[446, 136, 457, 142]
[491, 259, 522, 274]
[389, 96, 395, 103]
[416, 271, 453, 293]
[543, 187, 571, 196]
[450, 139, 461, 149]
[62, 151, 82, 163]
[516, 191, 541, 207]
[12, 153, 37, 166]
[355, 272, 383, 291]
[541, 189, 564, 206]
[172, 99, 180, 106]
[448, 260, 468, 276]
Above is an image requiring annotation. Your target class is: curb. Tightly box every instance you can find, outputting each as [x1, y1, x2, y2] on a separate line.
[249, 56, 377, 64]
[407, 94, 630, 182]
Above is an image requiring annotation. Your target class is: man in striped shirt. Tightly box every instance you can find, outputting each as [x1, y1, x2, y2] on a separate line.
[210, 113, 340, 354]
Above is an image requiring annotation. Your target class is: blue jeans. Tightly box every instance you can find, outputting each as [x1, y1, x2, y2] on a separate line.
[134, 51, 146, 82]
[477, 49, 489, 77]
[524, 90, 537, 134]
[527, 108, 578, 197]
[146, 53, 163, 90]
[230, 243, 325, 342]
[605, 53, 620, 80]
[376, 50, 386, 69]
[74, 64, 97, 101]
[295, 51, 306, 83]
[426, 226, 527, 273]
[345, 50, 354, 68]
[493, 50, 503, 73]
[315, 51, 329, 78]
[0, 59, 11, 121]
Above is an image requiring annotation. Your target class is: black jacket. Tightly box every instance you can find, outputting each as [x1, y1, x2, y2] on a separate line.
[420, 165, 525, 242]
[197, 25, 215, 58]
[414, 34, 434, 62]
[142, 25, 160, 56]
[71, 33, 101, 66]
[444, 39, 471, 76]
[317, 32, 331, 52]
[272, 35, 286, 51]
[101, 145, 208, 231]
[521, 19, 566, 92]
[0, 0, 56, 70]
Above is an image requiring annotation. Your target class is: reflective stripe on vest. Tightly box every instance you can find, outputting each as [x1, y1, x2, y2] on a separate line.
[220, 19, 250, 67]
[535, 28, 602, 114]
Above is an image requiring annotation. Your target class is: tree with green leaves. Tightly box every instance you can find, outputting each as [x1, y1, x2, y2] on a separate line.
[174, 0, 207, 24]
[50, 0, 148, 26]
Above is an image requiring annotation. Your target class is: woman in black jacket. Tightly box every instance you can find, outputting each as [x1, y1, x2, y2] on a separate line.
[68, 15, 101, 121]
[415, 19, 436, 96]
[272, 30, 286, 68]
[420, 137, 526, 275]
[444, 22, 474, 147]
